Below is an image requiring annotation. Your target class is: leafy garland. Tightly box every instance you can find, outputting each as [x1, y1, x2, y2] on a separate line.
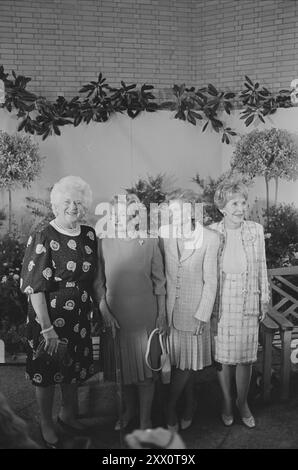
[0, 65, 293, 143]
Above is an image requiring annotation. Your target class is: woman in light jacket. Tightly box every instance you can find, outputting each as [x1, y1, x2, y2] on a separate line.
[210, 179, 269, 429]
[160, 190, 220, 431]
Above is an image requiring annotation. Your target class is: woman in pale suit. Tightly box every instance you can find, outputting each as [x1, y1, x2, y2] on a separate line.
[160, 190, 220, 431]
[210, 180, 269, 428]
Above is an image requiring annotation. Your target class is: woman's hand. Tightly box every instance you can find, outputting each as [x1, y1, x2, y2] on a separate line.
[156, 314, 169, 335]
[193, 319, 206, 336]
[43, 328, 60, 355]
[259, 302, 269, 322]
[99, 298, 120, 338]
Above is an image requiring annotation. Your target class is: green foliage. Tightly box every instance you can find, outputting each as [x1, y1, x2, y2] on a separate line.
[125, 174, 167, 210]
[231, 128, 298, 181]
[239, 75, 291, 127]
[0, 234, 27, 332]
[0, 65, 295, 143]
[0, 131, 43, 190]
[263, 203, 298, 268]
[231, 128, 298, 215]
[161, 83, 236, 143]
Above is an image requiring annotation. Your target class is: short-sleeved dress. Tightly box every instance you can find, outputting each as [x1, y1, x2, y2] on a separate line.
[97, 237, 166, 385]
[20, 223, 97, 387]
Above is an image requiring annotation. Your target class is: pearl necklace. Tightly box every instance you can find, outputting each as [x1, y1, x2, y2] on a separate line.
[52, 219, 81, 236]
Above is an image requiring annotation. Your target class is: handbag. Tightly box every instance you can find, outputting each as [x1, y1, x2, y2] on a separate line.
[35, 338, 71, 368]
[145, 328, 171, 384]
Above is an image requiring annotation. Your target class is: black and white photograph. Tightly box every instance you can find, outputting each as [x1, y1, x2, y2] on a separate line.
[0, 0, 297, 454]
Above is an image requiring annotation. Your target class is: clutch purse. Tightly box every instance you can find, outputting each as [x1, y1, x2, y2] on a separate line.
[35, 338, 71, 367]
[145, 328, 171, 385]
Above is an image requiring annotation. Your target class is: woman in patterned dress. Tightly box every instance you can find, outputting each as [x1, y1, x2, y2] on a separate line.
[210, 180, 269, 429]
[160, 190, 220, 432]
[20, 176, 97, 448]
[93, 194, 167, 430]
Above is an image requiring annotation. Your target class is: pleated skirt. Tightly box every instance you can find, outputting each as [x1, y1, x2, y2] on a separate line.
[119, 328, 160, 385]
[168, 307, 212, 371]
[214, 272, 259, 364]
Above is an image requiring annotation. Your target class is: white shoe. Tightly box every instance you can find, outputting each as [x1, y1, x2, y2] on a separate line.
[236, 400, 255, 429]
[221, 414, 234, 427]
[240, 415, 255, 429]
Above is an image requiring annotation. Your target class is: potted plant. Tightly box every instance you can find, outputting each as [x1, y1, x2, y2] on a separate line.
[231, 128, 298, 219]
[0, 131, 44, 233]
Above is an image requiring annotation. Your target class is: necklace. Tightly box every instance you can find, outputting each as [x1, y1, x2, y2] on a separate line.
[52, 219, 80, 235]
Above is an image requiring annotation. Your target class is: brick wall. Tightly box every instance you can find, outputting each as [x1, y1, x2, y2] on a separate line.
[196, 0, 298, 92]
[0, 0, 298, 100]
[0, 0, 196, 100]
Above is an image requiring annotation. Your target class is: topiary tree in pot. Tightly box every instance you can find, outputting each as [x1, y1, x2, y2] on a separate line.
[231, 128, 298, 220]
[0, 131, 44, 233]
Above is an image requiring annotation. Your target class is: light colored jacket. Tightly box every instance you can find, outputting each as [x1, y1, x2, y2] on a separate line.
[209, 220, 269, 322]
[160, 225, 220, 332]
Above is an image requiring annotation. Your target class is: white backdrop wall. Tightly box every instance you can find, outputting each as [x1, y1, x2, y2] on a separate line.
[0, 109, 222, 223]
[0, 106, 298, 230]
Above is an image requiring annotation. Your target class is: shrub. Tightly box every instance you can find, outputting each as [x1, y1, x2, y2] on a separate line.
[0, 235, 27, 334]
[263, 203, 298, 268]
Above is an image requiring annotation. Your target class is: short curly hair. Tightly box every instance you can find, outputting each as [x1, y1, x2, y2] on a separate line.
[214, 179, 248, 210]
[50, 175, 92, 213]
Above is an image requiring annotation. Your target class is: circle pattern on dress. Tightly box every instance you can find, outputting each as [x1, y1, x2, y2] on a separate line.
[87, 231, 95, 240]
[43, 268, 53, 280]
[67, 261, 76, 272]
[50, 240, 60, 251]
[54, 318, 65, 328]
[67, 240, 77, 250]
[63, 300, 75, 310]
[33, 373, 42, 384]
[82, 262, 91, 272]
[36, 244, 46, 254]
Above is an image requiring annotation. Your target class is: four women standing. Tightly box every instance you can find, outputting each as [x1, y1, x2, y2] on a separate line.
[21, 177, 268, 443]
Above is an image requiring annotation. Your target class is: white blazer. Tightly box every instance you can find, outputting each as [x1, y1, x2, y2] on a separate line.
[160, 225, 220, 332]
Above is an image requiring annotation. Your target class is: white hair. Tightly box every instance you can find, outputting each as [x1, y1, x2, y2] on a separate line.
[50, 176, 93, 212]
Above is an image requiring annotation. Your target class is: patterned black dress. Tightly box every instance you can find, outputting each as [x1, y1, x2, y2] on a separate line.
[20, 223, 97, 387]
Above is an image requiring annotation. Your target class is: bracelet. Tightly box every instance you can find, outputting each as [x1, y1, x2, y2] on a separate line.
[41, 325, 54, 335]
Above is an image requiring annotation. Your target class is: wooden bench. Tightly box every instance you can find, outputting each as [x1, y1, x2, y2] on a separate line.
[263, 266, 298, 401]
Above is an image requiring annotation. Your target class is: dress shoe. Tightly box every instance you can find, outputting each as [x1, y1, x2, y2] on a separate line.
[221, 414, 234, 427]
[240, 415, 256, 428]
[235, 400, 256, 429]
[40, 428, 61, 449]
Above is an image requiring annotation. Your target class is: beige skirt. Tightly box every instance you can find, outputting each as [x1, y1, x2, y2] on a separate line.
[169, 305, 212, 371]
[119, 329, 160, 385]
[214, 272, 259, 365]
